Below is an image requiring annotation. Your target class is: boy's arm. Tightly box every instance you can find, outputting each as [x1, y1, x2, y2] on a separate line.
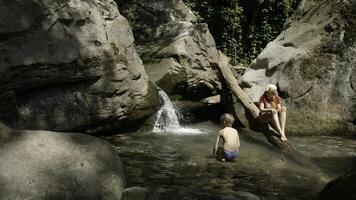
[213, 131, 222, 156]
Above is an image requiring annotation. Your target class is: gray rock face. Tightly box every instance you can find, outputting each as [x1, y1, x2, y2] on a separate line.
[117, 0, 222, 100]
[0, 123, 125, 200]
[241, 0, 356, 135]
[0, 0, 158, 132]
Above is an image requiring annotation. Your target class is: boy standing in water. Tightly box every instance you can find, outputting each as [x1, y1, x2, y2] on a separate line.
[213, 114, 240, 162]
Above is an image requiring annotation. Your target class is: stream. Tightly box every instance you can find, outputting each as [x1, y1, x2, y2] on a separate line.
[104, 90, 355, 199]
[104, 121, 356, 200]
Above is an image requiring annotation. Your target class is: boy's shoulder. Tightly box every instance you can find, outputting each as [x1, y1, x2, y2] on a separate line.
[229, 127, 239, 136]
[220, 127, 238, 133]
[227, 127, 238, 131]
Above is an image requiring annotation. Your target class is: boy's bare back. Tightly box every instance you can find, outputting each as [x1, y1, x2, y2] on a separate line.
[219, 127, 240, 152]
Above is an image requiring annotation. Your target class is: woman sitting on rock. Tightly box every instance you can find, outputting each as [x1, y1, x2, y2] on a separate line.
[258, 84, 287, 141]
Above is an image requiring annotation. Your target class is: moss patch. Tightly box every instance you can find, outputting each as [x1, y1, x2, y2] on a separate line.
[299, 55, 332, 81]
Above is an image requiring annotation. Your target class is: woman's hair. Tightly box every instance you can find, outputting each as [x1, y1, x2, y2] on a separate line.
[266, 84, 277, 94]
[220, 113, 235, 127]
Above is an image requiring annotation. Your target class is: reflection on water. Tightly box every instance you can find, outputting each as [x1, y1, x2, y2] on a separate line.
[104, 121, 356, 200]
[289, 136, 356, 177]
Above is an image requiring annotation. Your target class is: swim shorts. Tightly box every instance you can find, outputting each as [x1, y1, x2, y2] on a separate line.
[224, 151, 239, 161]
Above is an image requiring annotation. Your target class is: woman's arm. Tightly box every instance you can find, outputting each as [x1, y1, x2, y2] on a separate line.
[259, 102, 273, 113]
[236, 132, 240, 149]
[277, 103, 282, 112]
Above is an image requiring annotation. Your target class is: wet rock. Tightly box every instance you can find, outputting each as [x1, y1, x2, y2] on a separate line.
[123, 187, 149, 200]
[146, 187, 166, 200]
[174, 99, 223, 123]
[0, 122, 12, 144]
[219, 196, 238, 200]
[235, 191, 260, 200]
[241, 0, 356, 135]
[0, 123, 126, 200]
[117, 0, 222, 101]
[0, 0, 158, 133]
[146, 187, 196, 200]
[316, 173, 356, 200]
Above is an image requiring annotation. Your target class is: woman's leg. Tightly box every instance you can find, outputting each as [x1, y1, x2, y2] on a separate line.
[260, 112, 286, 141]
[271, 112, 285, 140]
[279, 106, 287, 140]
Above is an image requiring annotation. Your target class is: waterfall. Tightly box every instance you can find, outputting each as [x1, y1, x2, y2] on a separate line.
[152, 90, 203, 134]
[153, 90, 182, 132]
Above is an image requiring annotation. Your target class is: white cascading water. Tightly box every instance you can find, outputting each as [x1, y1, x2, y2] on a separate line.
[152, 90, 202, 134]
[153, 90, 182, 132]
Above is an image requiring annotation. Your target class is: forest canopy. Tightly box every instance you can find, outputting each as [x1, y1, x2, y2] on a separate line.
[184, 0, 300, 64]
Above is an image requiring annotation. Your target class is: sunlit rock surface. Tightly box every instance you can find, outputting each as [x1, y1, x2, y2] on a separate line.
[117, 0, 222, 101]
[241, 0, 356, 135]
[0, 123, 125, 200]
[0, 0, 158, 133]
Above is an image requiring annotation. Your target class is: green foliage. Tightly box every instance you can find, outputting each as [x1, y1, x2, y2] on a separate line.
[184, 0, 300, 64]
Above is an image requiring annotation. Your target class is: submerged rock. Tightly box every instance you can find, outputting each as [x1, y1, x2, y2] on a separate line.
[0, 0, 158, 133]
[117, 0, 222, 101]
[316, 173, 356, 200]
[0, 123, 125, 200]
[123, 187, 149, 200]
[241, 0, 356, 135]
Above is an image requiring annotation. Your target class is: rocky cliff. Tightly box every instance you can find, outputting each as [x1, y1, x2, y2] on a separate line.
[0, 0, 158, 133]
[116, 0, 222, 101]
[241, 0, 356, 135]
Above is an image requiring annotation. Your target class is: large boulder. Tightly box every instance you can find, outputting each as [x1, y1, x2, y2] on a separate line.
[241, 0, 356, 135]
[0, 123, 125, 200]
[116, 0, 222, 101]
[0, 0, 158, 133]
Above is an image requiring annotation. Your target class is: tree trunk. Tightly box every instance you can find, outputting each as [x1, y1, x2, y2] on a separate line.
[217, 52, 317, 167]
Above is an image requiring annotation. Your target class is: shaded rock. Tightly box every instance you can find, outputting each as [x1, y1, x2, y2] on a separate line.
[0, 122, 13, 144]
[241, 0, 356, 135]
[316, 173, 356, 200]
[117, 0, 222, 101]
[146, 187, 197, 200]
[123, 187, 149, 200]
[174, 99, 223, 123]
[0, 0, 158, 133]
[0, 123, 125, 200]
[231, 97, 253, 128]
[235, 191, 260, 200]
[145, 187, 166, 200]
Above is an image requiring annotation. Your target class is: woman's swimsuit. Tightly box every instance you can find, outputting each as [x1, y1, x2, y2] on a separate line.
[259, 92, 280, 110]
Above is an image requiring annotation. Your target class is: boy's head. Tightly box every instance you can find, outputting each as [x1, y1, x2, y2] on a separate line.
[220, 113, 235, 127]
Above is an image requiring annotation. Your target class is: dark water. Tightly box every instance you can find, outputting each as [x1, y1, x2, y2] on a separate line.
[104, 121, 356, 200]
